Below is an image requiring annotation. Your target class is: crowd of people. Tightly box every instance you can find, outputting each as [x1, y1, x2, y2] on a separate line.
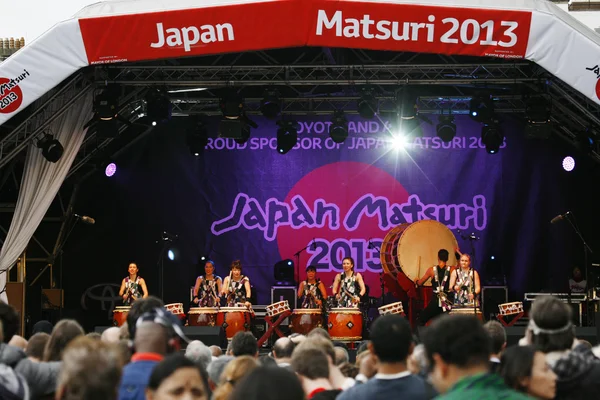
[1, 294, 600, 400]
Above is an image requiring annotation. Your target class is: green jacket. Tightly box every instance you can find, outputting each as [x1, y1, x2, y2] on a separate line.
[436, 373, 532, 400]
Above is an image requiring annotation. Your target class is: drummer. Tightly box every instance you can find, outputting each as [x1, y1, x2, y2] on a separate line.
[221, 260, 252, 308]
[118, 262, 148, 305]
[192, 260, 223, 307]
[298, 265, 328, 308]
[332, 257, 366, 308]
[449, 253, 481, 307]
[415, 249, 455, 325]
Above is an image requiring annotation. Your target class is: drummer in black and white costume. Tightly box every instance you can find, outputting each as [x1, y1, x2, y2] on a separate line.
[415, 249, 455, 325]
[332, 257, 366, 308]
[221, 260, 252, 308]
[298, 265, 328, 308]
[192, 260, 223, 307]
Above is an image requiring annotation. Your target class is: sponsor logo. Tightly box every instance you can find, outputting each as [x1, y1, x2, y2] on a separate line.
[0, 69, 30, 114]
[150, 22, 235, 52]
[585, 64, 600, 100]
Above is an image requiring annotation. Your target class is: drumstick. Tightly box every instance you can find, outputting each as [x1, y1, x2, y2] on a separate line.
[417, 256, 421, 280]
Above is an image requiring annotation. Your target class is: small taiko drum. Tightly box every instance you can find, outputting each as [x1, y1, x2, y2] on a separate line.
[217, 307, 252, 339]
[499, 302, 524, 316]
[113, 306, 130, 326]
[449, 306, 483, 321]
[165, 303, 186, 320]
[188, 307, 218, 327]
[327, 308, 362, 341]
[290, 309, 323, 335]
[266, 301, 290, 317]
[378, 301, 404, 316]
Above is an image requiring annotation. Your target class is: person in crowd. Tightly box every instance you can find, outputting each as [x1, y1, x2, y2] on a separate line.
[9, 334, 27, 350]
[259, 355, 277, 367]
[298, 266, 328, 309]
[86, 332, 102, 340]
[416, 249, 455, 325]
[334, 346, 349, 366]
[307, 327, 330, 340]
[119, 262, 149, 305]
[32, 320, 53, 335]
[185, 340, 212, 370]
[289, 333, 306, 346]
[355, 351, 377, 383]
[408, 344, 429, 378]
[26, 332, 50, 361]
[296, 335, 354, 390]
[146, 354, 210, 400]
[338, 314, 431, 400]
[569, 267, 586, 293]
[272, 337, 295, 368]
[55, 336, 122, 400]
[221, 260, 252, 308]
[119, 308, 187, 400]
[422, 314, 530, 399]
[0, 301, 61, 398]
[0, 322, 29, 400]
[484, 320, 507, 374]
[229, 366, 305, 400]
[126, 296, 164, 339]
[339, 362, 359, 379]
[193, 260, 223, 308]
[332, 257, 366, 308]
[499, 345, 557, 399]
[524, 295, 600, 399]
[449, 254, 481, 307]
[101, 327, 122, 344]
[230, 331, 258, 357]
[43, 319, 85, 362]
[209, 345, 222, 358]
[212, 355, 258, 400]
[206, 355, 233, 391]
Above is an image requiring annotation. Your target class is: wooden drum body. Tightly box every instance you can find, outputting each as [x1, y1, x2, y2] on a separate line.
[217, 307, 251, 339]
[449, 307, 483, 321]
[290, 309, 323, 335]
[327, 308, 362, 341]
[188, 307, 218, 327]
[113, 306, 130, 326]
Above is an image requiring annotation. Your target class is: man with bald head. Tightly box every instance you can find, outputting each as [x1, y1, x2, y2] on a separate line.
[101, 327, 121, 344]
[273, 337, 295, 369]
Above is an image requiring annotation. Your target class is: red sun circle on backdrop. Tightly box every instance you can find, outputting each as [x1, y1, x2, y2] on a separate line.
[0, 77, 23, 114]
[596, 79, 600, 100]
[276, 161, 410, 297]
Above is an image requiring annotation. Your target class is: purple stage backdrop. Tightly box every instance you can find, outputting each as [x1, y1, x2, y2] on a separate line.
[65, 113, 576, 318]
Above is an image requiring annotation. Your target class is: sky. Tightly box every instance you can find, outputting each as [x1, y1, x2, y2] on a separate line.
[0, 1, 598, 44]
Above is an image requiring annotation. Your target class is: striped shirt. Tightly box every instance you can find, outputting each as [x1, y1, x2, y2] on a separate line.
[437, 373, 531, 400]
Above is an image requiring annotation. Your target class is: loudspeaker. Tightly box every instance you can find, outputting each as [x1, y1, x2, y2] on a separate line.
[182, 326, 224, 347]
[274, 259, 295, 284]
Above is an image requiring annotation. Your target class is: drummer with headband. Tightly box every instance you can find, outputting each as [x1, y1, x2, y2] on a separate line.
[118, 262, 148, 305]
[192, 259, 223, 307]
[298, 265, 328, 308]
[221, 260, 252, 308]
[415, 249, 455, 325]
[332, 257, 366, 308]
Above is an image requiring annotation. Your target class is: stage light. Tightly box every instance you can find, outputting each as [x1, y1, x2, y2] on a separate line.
[199, 255, 208, 262]
[391, 135, 408, 149]
[94, 89, 119, 121]
[329, 111, 348, 143]
[436, 115, 456, 143]
[105, 162, 117, 177]
[220, 91, 244, 120]
[357, 86, 377, 119]
[562, 156, 575, 172]
[490, 255, 495, 260]
[146, 89, 172, 125]
[260, 89, 280, 119]
[525, 96, 551, 139]
[167, 249, 175, 261]
[398, 87, 417, 120]
[481, 122, 504, 154]
[470, 95, 494, 123]
[276, 120, 298, 154]
[36, 133, 64, 163]
[274, 259, 294, 284]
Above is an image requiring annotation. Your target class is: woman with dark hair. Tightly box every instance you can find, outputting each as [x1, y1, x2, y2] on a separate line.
[193, 260, 223, 307]
[221, 260, 252, 308]
[146, 354, 210, 400]
[43, 319, 85, 362]
[119, 263, 149, 305]
[499, 345, 556, 399]
[332, 257, 366, 308]
[229, 366, 305, 400]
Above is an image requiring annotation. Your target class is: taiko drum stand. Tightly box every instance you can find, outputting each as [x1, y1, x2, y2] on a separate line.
[257, 310, 292, 347]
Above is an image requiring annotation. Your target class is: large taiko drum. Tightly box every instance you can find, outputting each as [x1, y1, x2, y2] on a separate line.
[290, 309, 323, 335]
[380, 223, 411, 276]
[217, 307, 252, 339]
[188, 307, 218, 326]
[327, 308, 362, 341]
[113, 306, 130, 326]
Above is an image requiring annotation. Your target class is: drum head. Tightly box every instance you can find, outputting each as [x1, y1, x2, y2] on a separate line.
[398, 220, 458, 286]
[380, 223, 410, 275]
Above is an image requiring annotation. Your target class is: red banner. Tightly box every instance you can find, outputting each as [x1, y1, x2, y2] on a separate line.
[79, 0, 532, 64]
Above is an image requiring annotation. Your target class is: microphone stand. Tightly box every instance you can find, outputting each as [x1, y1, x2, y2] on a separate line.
[293, 242, 313, 285]
[564, 213, 593, 325]
[156, 233, 174, 302]
[368, 239, 385, 306]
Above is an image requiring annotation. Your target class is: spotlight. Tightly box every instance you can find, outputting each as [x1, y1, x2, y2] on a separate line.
[481, 122, 504, 154]
[562, 156, 575, 172]
[199, 255, 208, 262]
[105, 162, 117, 177]
[146, 90, 172, 125]
[93, 89, 119, 120]
[186, 119, 209, 155]
[329, 111, 348, 143]
[436, 115, 456, 143]
[357, 86, 377, 119]
[260, 89, 280, 119]
[276, 120, 298, 154]
[470, 95, 494, 123]
[525, 96, 551, 139]
[398, 87, 417, 120]
[391, 135, 408, 149]
[36, 134, 64, 163]
[167, 249, 175, 261]
[220, 91, 243, 120]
